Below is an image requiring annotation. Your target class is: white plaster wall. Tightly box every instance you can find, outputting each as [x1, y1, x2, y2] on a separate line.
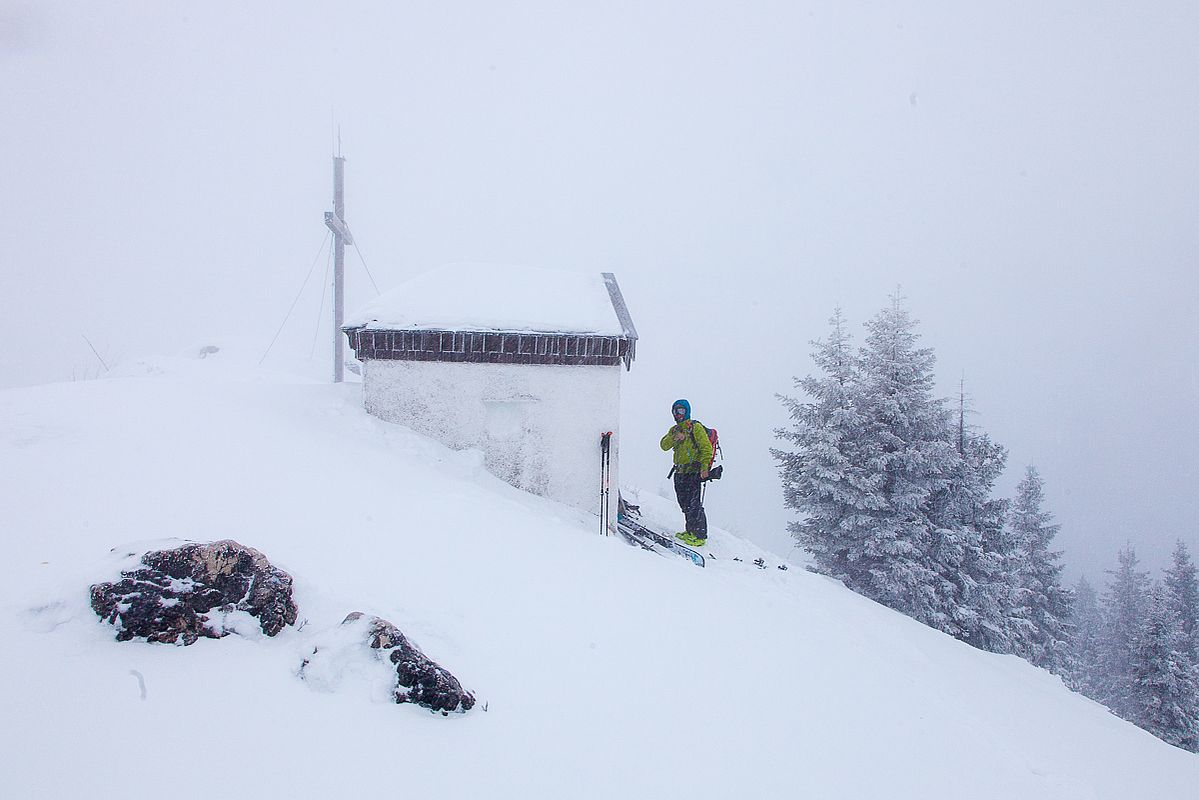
[362, 360, 621, 529]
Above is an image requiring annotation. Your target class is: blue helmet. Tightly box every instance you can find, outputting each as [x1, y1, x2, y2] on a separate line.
[671, 399, 691, 421]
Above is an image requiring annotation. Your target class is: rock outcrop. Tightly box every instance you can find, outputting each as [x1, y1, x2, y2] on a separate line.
[90, 540, 298, 645]
[302, 612, 476, 713]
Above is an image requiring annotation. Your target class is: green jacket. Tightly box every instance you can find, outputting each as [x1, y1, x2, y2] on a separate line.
[660, 420, 714, 473]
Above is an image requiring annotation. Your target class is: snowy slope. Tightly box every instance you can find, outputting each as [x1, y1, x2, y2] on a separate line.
[1, 349, 1196, 800]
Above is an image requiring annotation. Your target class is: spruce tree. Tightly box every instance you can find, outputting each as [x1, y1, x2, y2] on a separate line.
[1164, 539, 1199, 663]
[775, 298, 1021, 654]
[1130, 584, 1199, 752]
[851, 293, 959, 631]
[773, 309, 878, 585]
[1009, 466, 1074, 674]
[928, 411, 1014, 653]
[1100, 546, 1152, 718]
[1069, 576, 1104, 697]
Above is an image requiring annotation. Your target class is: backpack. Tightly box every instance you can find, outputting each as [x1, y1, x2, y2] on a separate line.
[689, 421, 723, 480]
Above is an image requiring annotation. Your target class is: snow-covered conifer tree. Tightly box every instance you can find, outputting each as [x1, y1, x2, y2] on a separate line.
[927, 404, 1014, 653]
[1068, 576, 1104, 697]
[851, 293, 958, 630]
[1009, 466, 1074, 674]
[1100, 546, 1152, 718]
[1164, 539, 1199, 663]
[773, 309, 877, 585]
[776, 298, 1022, 652]
[1130, 584, 1199, 752]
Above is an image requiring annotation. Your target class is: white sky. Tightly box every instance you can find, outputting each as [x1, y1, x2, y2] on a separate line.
[2, 1, 1197, 581]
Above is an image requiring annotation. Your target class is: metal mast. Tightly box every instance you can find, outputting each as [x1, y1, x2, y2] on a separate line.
[324, 153, 353, 382]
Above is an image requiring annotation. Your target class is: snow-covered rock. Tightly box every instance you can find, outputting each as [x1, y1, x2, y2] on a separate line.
[300, 612, 476, 714]
[90, 540, 298, 645]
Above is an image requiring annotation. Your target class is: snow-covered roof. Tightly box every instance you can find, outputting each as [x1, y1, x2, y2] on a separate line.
[344, 263, 628, 336]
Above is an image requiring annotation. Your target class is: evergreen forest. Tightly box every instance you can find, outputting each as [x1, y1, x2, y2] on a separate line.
[774, 296, 1199, 752]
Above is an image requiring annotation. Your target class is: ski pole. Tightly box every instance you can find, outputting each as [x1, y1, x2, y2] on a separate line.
[604, 432, 612, 534]
[599, 432, 613, 536]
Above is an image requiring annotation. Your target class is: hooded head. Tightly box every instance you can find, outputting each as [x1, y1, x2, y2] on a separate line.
[671, 399, 691, 422]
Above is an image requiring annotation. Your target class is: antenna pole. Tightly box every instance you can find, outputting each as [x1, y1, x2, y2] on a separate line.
[324, 155, 353, 382]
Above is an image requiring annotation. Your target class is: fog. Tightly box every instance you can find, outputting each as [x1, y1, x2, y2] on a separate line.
[3, 2, 1196, 582]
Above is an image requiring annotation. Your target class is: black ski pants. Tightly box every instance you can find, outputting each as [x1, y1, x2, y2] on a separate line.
[673, 470, 707, 539]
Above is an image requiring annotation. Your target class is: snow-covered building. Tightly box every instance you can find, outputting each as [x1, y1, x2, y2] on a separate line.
[342, 264, 637, 530]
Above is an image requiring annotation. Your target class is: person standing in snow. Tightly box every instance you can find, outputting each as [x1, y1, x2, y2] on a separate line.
[660, 399, 713, 547]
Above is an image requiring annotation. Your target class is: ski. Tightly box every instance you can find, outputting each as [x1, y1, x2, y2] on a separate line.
[614, 494, 705, 567]
[617, 522, 655, 552]
[616, 514, 705, 568]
